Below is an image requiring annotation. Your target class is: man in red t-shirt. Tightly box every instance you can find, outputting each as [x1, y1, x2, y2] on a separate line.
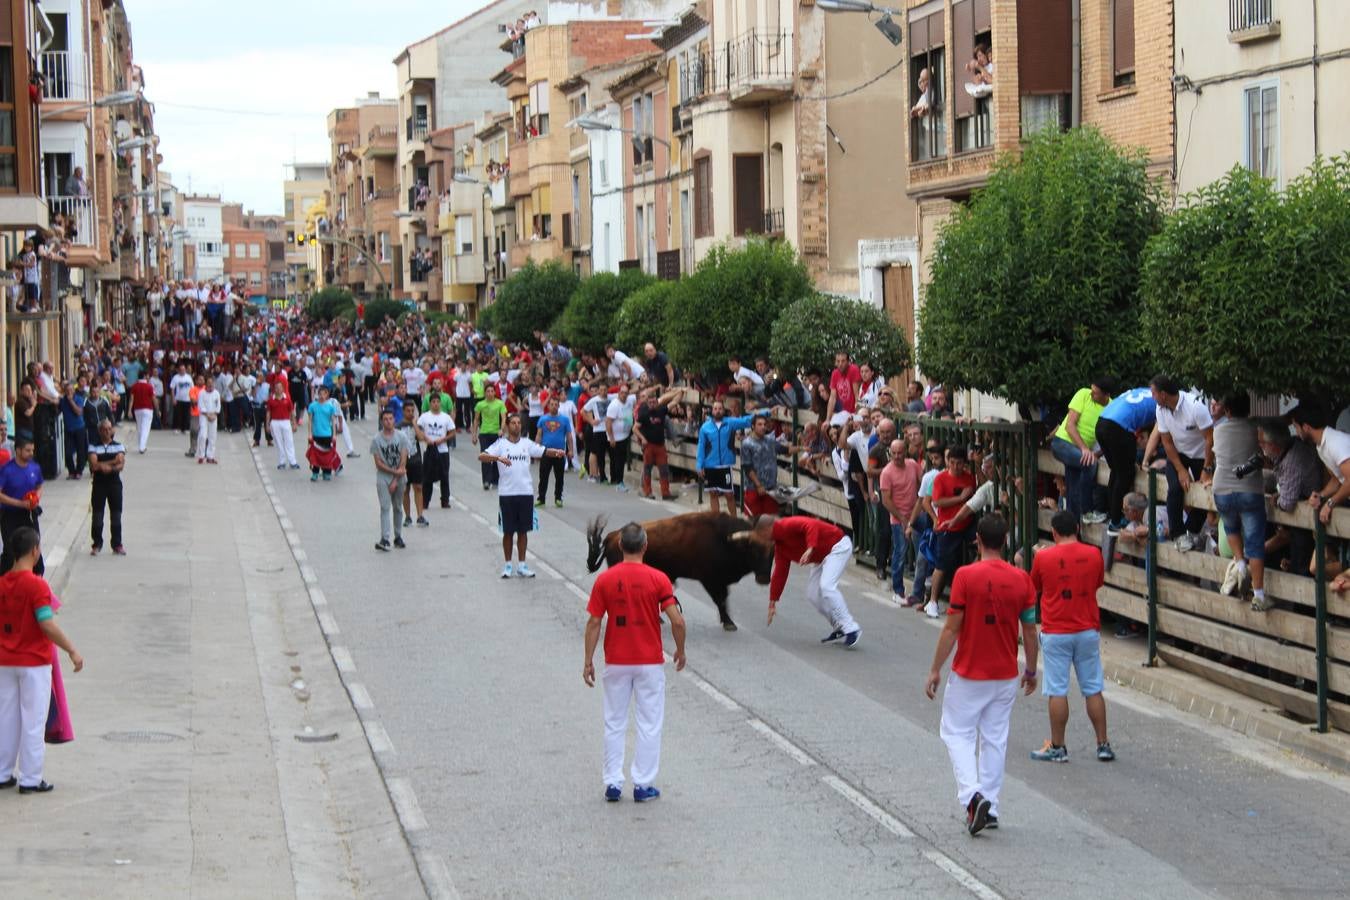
[755, 514, 860, 646]
[825, 351, 862, 422]
[267, 387, 299, 469]
[924, 446, 977, 619]
[0, 526, 82, 793]
[129, 372, 156, 454]
[1029, 510, 1113, 763]
[925, 514, 1038, 836]
[583, 522, 686, 803]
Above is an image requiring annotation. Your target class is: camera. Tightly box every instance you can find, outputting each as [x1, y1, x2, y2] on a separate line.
[1232, 453, 1263, 480]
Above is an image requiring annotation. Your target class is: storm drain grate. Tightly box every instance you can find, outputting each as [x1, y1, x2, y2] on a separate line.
[102, 731, 183, 744]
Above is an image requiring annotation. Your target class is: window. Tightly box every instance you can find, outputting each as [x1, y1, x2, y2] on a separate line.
[249, 244, 261, 259]
[603, 222, 611, 271]
[250, 271, 262, 285]
[378, 232, 390, 262]
[235, 242, 247, 258]
[1230, 0, 1274, 32]
[908, 10, 947, 161]
[455, 214, 474, 254]
[284, 197, 294, 217]
[1112, 0, 1136, 88]
[0, 47, 14, 189]
[693, 156, 712, 238]
[529, 81, 550, 136]
[222, 244, 230, 258]
[632, 93, 656, 166]
[596, 136, 609, 187]
[1245, 83, 1278, 181]
[634, 205, 646, 271]
[645, 202, 656, 273]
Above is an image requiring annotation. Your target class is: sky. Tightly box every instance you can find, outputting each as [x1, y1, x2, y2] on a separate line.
[124, 0, 489, 213]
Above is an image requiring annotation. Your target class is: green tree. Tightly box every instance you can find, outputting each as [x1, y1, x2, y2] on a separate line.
[362, 297, 406, 330]
[919, 128, 1163, 411]
[614, 280, 678, 353]
[555, 268, 655, 355]
[1141, 157, 1350, 403]
[770, 293, 911, 377]
[306, 287, 354, 322]
[666, 238, 813, 377]
[489, 260, 580, 345]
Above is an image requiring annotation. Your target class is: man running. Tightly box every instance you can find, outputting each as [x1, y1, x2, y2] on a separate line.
[416, 392, 455, 508]
[370, 409, 410, 552]
[925, 514, 1038, 836]
[583, 521, 687, 803]
[478, 412, 567, 578]
[1029, 510, 1114, 763]
[87, 419, 125, 556]
[753, 514, 860, 647]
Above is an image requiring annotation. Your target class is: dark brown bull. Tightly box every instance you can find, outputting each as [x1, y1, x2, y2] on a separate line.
[586, 511, 774, 631]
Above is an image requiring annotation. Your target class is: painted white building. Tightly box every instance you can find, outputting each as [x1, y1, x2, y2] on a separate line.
[586, 102, 625, 275]
[181, 195, 224, 282]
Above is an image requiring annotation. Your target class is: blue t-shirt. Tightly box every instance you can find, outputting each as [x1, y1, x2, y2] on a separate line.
[0, 459, 43, 501]
[59, 394, 86, 432]
[566, 383, 583, 404]
[308, 400, 336, 438]
[1099, 387, 1157, 433]
[385, 395, 405, 425]
[535, 413, 572, 450]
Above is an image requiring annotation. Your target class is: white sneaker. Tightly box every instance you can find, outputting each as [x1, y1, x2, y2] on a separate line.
[1175, 533, 1200, 553]
[890, 592, 905, 606]
[516, 563, 536, 578]
[500, 563, 514, 578]
[923, 599, 941, 618]
[1082, 511, 1108, 525]
[1219, 560, 1241, 596]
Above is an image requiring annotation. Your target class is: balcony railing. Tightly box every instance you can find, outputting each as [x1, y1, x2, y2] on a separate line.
[406, 117, 429, 143]
[1230, 0, 1274, 32]
[40, 51, 74, 101]
[910, 111, 947, 162]
[762, 207, 784, 235]
[681, 29, 794, 102]
[47, 195, 95, 246]
[956, 97, 993, 154]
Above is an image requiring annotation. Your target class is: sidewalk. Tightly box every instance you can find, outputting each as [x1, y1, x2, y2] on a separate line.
[0, 424, 424, 899]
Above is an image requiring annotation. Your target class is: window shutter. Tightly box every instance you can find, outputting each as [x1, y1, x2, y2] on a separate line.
[973, 0, 991, 33]
[1113, 0, 1135, 77]
[953, 1, 975, 119]
[1017, 0, 1072, 95]
[909, 14, 928, 53]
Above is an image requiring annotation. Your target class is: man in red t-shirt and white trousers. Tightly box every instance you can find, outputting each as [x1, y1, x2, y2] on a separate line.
[754, 514, 861, 647]
[1028, 510, 1114, 763]
[925, 514, 1038, 835]
[0, 527, 82, 793]
[129, 372, 156, 454]
[584, 522, 687, 803]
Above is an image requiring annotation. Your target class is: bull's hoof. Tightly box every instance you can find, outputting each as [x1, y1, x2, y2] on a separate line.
[722, 622, 738, 632]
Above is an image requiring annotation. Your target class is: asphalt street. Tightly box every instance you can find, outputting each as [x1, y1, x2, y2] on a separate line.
[260, 420, 1350, 900]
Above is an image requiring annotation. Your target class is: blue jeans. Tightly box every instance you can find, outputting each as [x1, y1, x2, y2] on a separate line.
[909, 512, 932, 600]
[1214, 491, 1267, 561]
[889, 522, 911, 595]
[1050, 436, 1097, 518]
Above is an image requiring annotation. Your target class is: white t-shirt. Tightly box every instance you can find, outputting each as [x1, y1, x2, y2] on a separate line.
[527, 390, 545, 417]
[606, 395, 636, 441]
[846, 429, 871, 464]
[608, 350, 641, 381]
[405, 367, 427, 394]
[485, 436, 545, 496]
[859, 377, 885, 409]
[417, 410, 456, 454]
[170, 373, 194, 403]
[453, 371, 472, 398]
[150, 375, 164, 398]
[1318, 427, 1350, 484]
[1156, 392, 1213, 459]
[733, 365, 764, 387]
[583, 394, 609, 426]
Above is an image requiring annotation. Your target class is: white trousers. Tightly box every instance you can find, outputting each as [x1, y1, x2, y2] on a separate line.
[602, 663, 666, 788]
[804, 536, 859, 634]
[336, 417, 355, 455]
[939, 672, 1018, 816]
[0, 664, 53, 787]
[196, 416, 218, 460]
[271, 420, 297, 466]
[134, 409, 153, 452]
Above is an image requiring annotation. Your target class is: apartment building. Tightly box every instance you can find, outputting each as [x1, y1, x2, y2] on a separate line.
[178, 194, 223, 282]
[283, 162, 326, 299]
[220, 206, 269, 300]
[394, 0, 537, 308]
[1174, 0, 1349, 194]
[324, 93, 399, 299]
[242, 210, 287, 299]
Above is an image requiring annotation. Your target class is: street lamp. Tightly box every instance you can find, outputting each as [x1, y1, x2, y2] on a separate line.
[816, 0, 903, 45]
[40, 88, 142, 120]
[570, 114, 671, 149]
[117, 135, 158, 152]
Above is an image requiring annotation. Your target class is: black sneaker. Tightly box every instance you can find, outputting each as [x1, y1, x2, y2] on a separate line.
[821, 629, 845, 644]
[985, 815, 998, 830]
[375, 540, 391, 552]
[966, 792, 991, 835]
[393, 537, 406, 549]
[1096, 742, 1116, 762]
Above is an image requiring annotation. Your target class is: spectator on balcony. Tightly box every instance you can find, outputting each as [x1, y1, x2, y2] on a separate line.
[1290, 402, 1350, 527]
[19, 240, 39, 313]
[910, 68, 934, 119]
[904, 379, 926, 414]
[62, 167, 88, 198]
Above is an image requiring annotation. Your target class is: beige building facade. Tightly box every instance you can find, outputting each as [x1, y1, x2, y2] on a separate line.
[324, 94, 399, 299]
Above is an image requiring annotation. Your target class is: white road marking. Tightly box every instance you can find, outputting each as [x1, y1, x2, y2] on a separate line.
[921, 848, 1003, 900]
[278, 516, 293, 531]
[563, 582, 588, 601]
[316, 611, 340, 636]
[684, 673, 742, 712]
[387, 777, 428, 831]
[273, 504, 286, 518]
[821, 774, 915, 838]
[291, 547, 307, 562]
[46, 547, 67, 570]
[1102, 686, 1165, 719]
[747, 718, 816, 766]
[363, 720, 394, 755]
[418, 853, 461, 900]
[863, 590, 892, 605]
[299, 564, 318, 584]
[470, 512, 489, 526]
[347, 682, 374, 710]
[330, 645, 354, 673]
[531, 558, 562, 579]
[308, 587, 327, 607]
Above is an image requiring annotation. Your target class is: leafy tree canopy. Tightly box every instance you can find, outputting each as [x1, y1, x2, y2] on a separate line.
[362, 297, 405, 330]
[555, 268, 655, 356]
[613, 280, 678, 355]
[770, 293, 911, 378]
[490, 260, 580, 345]
[307, 287, 354, 322]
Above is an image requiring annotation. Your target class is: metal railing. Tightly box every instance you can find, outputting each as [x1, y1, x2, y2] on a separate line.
[910, 111, 947, 162]
[40, 50, 74, 101]
[406, 117, 429, 142]
[762, 208, 785, 235]
[47, 195, 95, 246]
[1230, 0, 1274, 31]
[681, 29, 793, 99]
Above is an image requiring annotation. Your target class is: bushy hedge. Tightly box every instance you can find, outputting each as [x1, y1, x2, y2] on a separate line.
[362, 297, 406, 330]
[919, 127, 1162, 410]
[307, 287, 354, 322]
[1140, 157, 1350, 403]
[489, 260, 580, 346]
[770, 293, 911, 378]
[555, 268, 655, 355]
[613, 281, 678, 354]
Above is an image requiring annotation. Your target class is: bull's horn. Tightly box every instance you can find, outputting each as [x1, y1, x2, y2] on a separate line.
[728, 532, 752, 544]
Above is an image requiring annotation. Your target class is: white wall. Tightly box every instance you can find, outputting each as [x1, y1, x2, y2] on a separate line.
[183, 200, 224, 281]
[588, 104, 625, 274]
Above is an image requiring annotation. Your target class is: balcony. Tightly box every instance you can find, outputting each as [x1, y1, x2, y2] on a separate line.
[762, 207, 784, 237]
[40, 51, 79, 102]
[406, 117, 429, 144]
[685, 30, 794, 106]
[47, 195, 95, 247]
[366, 126, 398, 157]
[1229, 0, 1280, 43]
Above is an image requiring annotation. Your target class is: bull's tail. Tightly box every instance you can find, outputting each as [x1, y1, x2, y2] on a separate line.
[586, 515, 609, 573]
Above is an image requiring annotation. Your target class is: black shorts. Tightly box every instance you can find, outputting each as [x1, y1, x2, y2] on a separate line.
[406, 456, 423, 484]
[935, 527, 973, 572]
[704, 466, 733, 495]
[586, 431, 608, 457]
[500, 494, 534, 535]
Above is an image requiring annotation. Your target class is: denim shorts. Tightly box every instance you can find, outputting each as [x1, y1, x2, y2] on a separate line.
[1040, 629, 1104, 697]
[1214, 491, 1267, 562]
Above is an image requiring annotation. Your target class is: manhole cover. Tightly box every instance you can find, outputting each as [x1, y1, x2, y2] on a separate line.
[102, 731, 183, 744]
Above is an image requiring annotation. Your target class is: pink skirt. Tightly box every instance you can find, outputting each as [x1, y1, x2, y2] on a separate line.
[46, 594, 73, 744]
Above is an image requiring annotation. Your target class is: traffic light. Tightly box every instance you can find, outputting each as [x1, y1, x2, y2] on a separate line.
[297, 233, 307, 246]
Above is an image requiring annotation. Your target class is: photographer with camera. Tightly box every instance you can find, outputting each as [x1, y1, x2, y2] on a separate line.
[1212, 394, 1271, 611]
